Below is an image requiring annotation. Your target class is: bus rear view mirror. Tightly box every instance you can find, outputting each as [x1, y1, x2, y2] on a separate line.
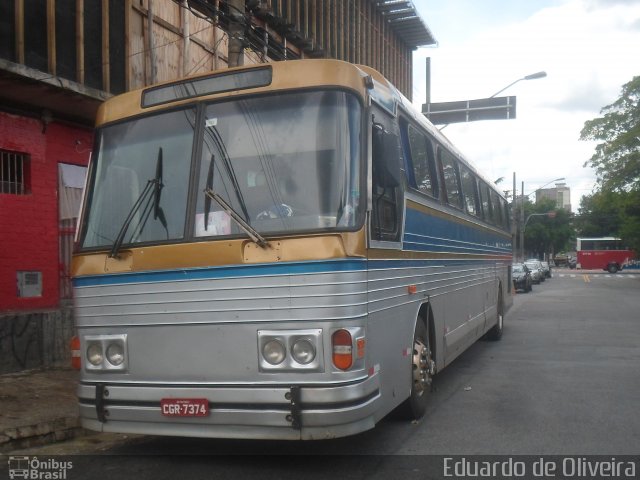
[372, 123, 401, 188]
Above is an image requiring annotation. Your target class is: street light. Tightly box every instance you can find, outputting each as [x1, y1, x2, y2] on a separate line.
[524, 177, 565, 198]
[524, 211, 556, 231]
[519, 176, 564, 261]
[440, 70, 547, 130]
[490, 71, 547, 98]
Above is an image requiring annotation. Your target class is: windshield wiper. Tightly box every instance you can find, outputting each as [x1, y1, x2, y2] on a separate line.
[204, 187, 268, 248]
[153, 148, 167, 227]
[109, 148, 165, 258]
[208, 127, 252, 222]
[204, 153, 267, 248]
[134, 148, 169, 240]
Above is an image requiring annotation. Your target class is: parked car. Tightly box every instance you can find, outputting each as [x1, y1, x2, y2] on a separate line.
[540, 261, 552, 278]
[512, 263, 533, 293]
[524, 261, 544, 284]
[568, 256, 577, 269]
[554, 253, 569, 267]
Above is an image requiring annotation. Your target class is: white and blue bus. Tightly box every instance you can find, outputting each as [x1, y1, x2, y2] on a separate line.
[71, 59, 513, 440]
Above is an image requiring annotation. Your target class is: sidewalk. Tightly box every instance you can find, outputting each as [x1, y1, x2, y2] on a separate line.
[0, 368, 82, 453]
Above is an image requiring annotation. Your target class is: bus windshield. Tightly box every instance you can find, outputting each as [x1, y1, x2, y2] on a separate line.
[80, 90, 362, 250]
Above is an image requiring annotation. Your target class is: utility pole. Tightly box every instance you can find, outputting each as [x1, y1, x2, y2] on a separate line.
[228, 0, 245, 67]
[513, 172, 517, 263]
[520, 181, 525, 261]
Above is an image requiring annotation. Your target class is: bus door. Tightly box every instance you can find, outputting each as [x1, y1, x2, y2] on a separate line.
[369, 104, 404, 245]
[366, 103, 410, 403]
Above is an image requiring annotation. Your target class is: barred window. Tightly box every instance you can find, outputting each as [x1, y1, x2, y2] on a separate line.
[0, 150, 30, 195]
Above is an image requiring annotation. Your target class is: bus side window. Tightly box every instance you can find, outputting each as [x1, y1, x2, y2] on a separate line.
[371, 108, 403, 243]
[438, 148, 462, 210]
[478, 181, 492, 222]
[501, 198, 511, 230]
[460, 165, 480, 217]
[406, 123, 438, 198]
[490, 190, 503, 226]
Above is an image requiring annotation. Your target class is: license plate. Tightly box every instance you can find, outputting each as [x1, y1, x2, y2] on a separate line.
[160, 398, 209, 417]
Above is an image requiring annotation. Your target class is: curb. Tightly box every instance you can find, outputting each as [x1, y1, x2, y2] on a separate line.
[0, 418, 85, 454]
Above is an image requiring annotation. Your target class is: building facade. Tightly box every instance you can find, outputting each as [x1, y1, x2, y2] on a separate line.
[536, 183, 571, 212]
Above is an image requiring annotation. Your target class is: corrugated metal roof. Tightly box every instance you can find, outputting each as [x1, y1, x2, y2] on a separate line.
[371, 0, 437, 48]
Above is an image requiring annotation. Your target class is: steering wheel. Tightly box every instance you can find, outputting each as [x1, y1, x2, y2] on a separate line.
[256, 203, 294, 220]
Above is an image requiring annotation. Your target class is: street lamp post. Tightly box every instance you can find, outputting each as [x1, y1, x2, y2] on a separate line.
[490, 71, 547, 98]
[519, 177, 565, 261]
[524, 212, 556, 230]
[524, 177, 565, 200]
[439, 71, 547, 131]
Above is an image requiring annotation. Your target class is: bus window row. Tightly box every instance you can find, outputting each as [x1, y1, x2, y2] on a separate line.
[402, 120, 510, 232]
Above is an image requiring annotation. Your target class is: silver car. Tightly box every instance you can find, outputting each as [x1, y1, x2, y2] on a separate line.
[524, 261, 544, 284]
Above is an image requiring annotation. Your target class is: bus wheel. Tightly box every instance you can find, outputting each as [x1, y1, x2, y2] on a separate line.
[399, 319, 434, 420]
[607, 264, 618, 274]
[486, 290, 504, 341]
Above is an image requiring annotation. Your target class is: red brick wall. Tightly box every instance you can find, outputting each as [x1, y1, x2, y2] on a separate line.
[0, 111, 93, 311]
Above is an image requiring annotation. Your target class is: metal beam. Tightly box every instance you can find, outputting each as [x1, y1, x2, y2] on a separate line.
[423, 96, 517, 125]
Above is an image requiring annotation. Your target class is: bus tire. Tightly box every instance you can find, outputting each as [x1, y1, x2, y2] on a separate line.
[398, 318, 434, 420]
[486, 289, 504, 341]
[607, 263, 618, 274]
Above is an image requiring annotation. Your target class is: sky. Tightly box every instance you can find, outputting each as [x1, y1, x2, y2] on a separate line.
[410, 0, 640, 211]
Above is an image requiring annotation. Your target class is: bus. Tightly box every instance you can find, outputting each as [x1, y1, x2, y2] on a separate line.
[576, 237, 634, 273]
[71, 59, 513, 440]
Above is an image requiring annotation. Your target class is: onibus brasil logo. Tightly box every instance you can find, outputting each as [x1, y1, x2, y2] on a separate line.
[7, 457, 72, 479]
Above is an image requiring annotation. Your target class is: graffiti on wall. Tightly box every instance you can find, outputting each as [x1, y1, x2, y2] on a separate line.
[0, 309, 74, 374]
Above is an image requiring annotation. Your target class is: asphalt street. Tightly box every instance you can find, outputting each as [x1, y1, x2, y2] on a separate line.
[5, 271, 639, 479]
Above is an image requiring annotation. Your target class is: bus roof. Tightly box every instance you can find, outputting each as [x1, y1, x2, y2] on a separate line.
[96, 59, 373, 127]
[95, 59, 507, 202]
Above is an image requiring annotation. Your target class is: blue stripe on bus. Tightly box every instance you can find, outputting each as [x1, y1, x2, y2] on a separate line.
[367, 258, 507, 270]
[73, 259, 368, 288]
[73, 256, 511, 288]
[403, 208, 511, 255]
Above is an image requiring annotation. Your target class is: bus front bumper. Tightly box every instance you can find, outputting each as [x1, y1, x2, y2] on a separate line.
[77, 373, 381, 440]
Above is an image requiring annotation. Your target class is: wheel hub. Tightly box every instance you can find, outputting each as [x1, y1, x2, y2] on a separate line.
[412, 339, 434, 396]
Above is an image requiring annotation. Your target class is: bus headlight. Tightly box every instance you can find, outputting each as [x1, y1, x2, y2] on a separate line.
[263, 339, 286, 365]
[292, 339, 316, 364]
[258, 329, 324, 372]
[83, 334, 128, 371]
[86, 343, 104, 366]
[106, 342, 125, 366]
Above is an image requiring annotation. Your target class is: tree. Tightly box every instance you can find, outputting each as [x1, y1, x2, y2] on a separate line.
[575, 190, 624, 237]
[579, 76, 640, 253]
[580, 76, 640, 192]
[522, 198, 574, 258]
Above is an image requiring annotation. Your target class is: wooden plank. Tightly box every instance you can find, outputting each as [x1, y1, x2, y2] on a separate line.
[102, 0, 110, 92]
[76, 0, 84, 83]
[47, 0, 56, 74]
[129, 8, 146, 89]
[148, 0, 156, 84]
[213, 1, 219, 70]
[338, 0, 343, 60]
[15, 0, 24, 64]
[311, 0, 316, 50]
[124, 0, 132, 90]
[317, 0, 323, 50]
[181, 0, 189, 77]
